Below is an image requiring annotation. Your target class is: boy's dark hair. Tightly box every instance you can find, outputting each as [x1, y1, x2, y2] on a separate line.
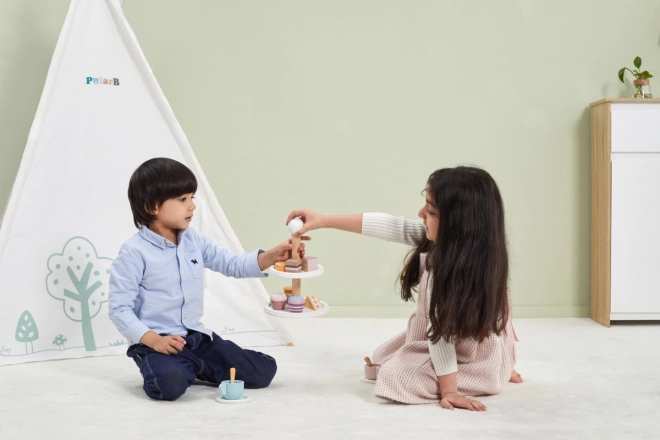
[128, 158, 198, 228]
[399, 166, 510, 343]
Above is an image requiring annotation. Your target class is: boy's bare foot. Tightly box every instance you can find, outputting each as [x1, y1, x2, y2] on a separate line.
[509, 369, 523, 383]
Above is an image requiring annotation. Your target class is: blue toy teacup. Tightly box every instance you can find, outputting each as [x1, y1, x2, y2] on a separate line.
[219, 380, 244, 400]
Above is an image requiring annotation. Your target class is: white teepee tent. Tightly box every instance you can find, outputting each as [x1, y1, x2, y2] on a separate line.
[0, 0, 291, 366]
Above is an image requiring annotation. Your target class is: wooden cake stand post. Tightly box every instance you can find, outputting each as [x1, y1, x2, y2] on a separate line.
[291, 233, 302, 295]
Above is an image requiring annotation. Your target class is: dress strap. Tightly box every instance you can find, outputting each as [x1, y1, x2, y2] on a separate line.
[507, 289, 519, 342]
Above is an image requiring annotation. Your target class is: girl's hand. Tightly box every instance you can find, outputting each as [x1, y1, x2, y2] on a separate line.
[286, 209, 325, 236]
[439, 392, 486, 411]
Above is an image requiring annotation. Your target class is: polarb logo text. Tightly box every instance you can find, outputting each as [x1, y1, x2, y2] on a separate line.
[86, 76, 120, 85]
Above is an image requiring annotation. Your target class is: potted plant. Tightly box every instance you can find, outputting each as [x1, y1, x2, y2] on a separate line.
[618, 56, 653, 98]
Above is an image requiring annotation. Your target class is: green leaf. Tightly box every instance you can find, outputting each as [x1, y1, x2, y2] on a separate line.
[639, 71, 653, 79]
[634, 56, 642, 69]
[618, 68, 625, 83]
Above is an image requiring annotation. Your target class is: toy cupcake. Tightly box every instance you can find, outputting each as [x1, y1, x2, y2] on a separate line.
[270, 292, 288, 310]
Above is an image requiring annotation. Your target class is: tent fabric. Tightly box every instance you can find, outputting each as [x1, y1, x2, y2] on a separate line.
[0, 0, 291, 366]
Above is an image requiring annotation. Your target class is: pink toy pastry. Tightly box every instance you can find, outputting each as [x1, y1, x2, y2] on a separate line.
[302, 256, 318, 272]
[270, 292, 288, 310]
[287, 295, 305, 313]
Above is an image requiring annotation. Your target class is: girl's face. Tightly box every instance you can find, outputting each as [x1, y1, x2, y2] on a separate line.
[418, 189, 439, 242]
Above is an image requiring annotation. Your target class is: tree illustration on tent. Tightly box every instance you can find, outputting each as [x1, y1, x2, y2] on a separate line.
[14, 311, 39, 354]
[46, 237, 113, 351]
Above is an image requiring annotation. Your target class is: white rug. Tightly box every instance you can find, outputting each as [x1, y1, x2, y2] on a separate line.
[0, 318, 658, 440]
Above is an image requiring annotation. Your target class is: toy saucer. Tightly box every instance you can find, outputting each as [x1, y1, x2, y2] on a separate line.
[216, 395, 251, 404]
[360, 377, 376, 384]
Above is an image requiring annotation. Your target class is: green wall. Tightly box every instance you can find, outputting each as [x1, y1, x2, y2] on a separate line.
[1, 0, 659, 317]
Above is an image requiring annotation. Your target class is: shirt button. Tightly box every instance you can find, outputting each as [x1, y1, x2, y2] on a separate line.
[160, 242, 164, 247]
[184, 316, 187, 320]
[182, 271, 187, 276]
[186, 294, 190, 299]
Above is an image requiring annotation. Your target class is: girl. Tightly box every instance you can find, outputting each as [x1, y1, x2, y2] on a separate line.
[287, 166, 521, 411]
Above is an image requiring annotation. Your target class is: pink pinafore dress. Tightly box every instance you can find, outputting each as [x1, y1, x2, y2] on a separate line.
[372, 253, 518, 404]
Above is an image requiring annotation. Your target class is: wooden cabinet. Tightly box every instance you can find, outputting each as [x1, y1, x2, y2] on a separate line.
[591, 98, 660, 326]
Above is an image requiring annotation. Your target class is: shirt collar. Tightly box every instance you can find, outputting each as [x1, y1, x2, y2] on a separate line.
[139, 225, 181, 249]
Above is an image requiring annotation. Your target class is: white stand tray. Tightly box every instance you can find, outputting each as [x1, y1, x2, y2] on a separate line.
[268, 264, 324, 279]
[264, 301, 330, 319]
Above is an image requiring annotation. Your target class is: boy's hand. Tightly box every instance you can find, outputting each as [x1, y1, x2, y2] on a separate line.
[258, 237, 311, 270]
[153, 335, 186, 355]
[439, 392, 486, 411]
[141, 331, 186, 355]
[286, 209, 325, 236]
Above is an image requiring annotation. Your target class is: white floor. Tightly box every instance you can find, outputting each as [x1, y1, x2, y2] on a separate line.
[0, 318, 658, 440]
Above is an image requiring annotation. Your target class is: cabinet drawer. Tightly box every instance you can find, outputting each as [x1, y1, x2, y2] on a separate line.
[611, 103, 660, 153]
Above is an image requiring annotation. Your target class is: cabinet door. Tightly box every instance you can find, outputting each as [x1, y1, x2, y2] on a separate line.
[611, 153, 660, 314]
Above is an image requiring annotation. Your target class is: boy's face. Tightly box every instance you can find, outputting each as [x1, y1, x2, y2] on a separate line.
[151, 193, 196, 231]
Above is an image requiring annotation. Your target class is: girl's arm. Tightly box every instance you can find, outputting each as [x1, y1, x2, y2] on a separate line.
[362, 213, 424, 246]
[429, 333, 486, 411]
[287, 209, 363, 235]
[437, 373, 486, 411]
[286, 210, 425, 246]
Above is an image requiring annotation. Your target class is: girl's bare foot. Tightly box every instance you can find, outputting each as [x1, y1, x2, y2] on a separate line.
[509, 369, 523, 383]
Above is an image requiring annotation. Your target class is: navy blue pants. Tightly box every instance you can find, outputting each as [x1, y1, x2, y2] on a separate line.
[126, 330, 277, 401]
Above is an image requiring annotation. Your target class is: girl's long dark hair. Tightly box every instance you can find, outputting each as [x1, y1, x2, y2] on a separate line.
[399, 167, 509, 343]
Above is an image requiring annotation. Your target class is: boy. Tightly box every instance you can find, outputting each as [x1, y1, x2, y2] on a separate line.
[109, 157, 297, 401]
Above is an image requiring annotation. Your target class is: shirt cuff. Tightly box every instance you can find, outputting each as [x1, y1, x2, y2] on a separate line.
[429, 338, 458, 376]
[248, 249, 268, 278]
[125, 321, 152, 346]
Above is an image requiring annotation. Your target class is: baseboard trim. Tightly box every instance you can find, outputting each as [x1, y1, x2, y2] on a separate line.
[511, 306, 590, 318]
[323, 305, 590, 318]
[323, 306, 416, 318]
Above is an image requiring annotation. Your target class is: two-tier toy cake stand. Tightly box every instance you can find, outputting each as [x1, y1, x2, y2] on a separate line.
[263, 218, 329, 318]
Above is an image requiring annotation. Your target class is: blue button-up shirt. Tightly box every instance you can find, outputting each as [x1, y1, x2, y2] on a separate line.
[108, 226, 266, 345]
